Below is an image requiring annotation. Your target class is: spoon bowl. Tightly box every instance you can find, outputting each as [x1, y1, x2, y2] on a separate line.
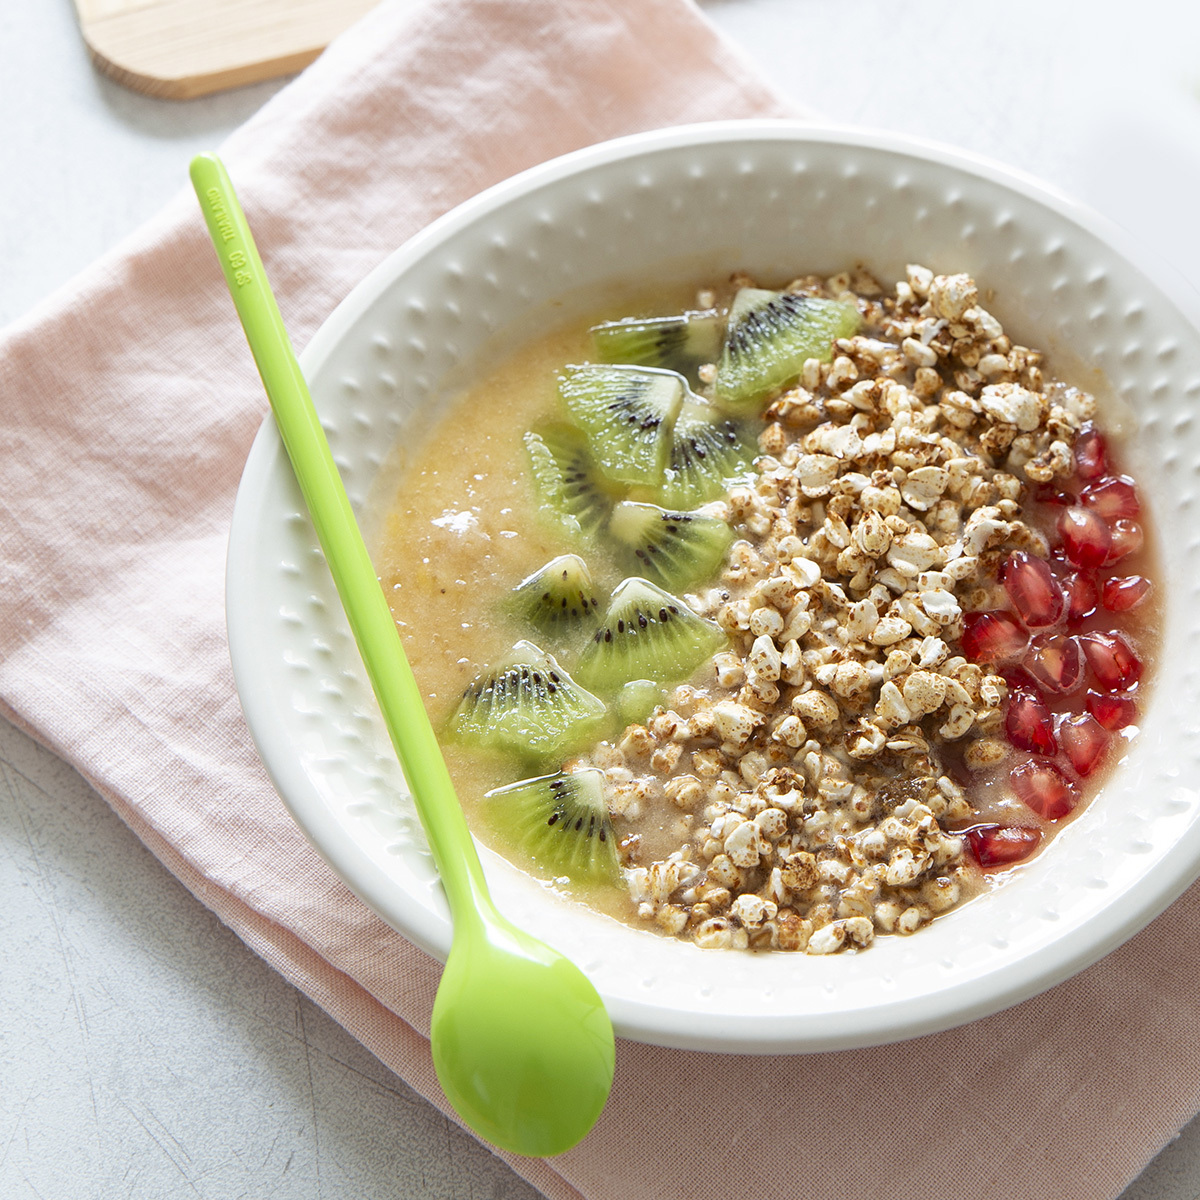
[432, 903, 614, 1156]
[189, 151, 615, 1156]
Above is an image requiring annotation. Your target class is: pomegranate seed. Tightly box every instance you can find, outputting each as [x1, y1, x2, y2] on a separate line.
[1061, 571, 1099, 622]
[1006, 688, 1057, 754]
[1011, 759, 1079, 821]
[1102, 574, 1151, 612]
[1057, 713, 1110, 776]
[964, 824, 1043, 869]
[1025, 634, 1083, 694]
[1001, 551, 1065, 629]
[1082, 631, 1143, 691]
[1002, 664, 1040, 693]
[1081, 475, 1140, 521]
[1086, 689, 1138, 731]
[1058, 506, 1112, 568]
[1074, 424, 1108, 480]
[1033, 482, 1078, 507]
[961, 610, 1029, 665]
[1105, 519, 1143, 564]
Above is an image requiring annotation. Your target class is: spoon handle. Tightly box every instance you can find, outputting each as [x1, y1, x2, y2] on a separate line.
[190, 152, 490, 919]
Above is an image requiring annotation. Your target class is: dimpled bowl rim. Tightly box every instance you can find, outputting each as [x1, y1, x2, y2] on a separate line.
[227, 120, 1200, 1054]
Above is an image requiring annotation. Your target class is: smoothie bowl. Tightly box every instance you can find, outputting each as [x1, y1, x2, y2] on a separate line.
[226, 121, 1200, 1054]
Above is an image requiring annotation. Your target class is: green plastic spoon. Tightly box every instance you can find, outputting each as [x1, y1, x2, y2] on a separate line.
[190, 153, 615, 1158]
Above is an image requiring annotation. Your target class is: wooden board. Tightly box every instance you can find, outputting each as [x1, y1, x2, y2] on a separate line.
[74, 0, 381, 100]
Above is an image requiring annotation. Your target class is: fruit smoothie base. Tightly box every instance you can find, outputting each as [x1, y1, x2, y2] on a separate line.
[374, 265, 1157, 954]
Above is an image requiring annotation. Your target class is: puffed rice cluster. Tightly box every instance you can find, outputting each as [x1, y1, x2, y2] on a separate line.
[576, 264, 1100, 953]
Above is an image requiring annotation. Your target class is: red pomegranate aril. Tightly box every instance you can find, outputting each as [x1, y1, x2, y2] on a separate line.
[1074, 423, 1108, 480]
[964, 824, 1043, 869]
[1102, 574, 1151, 612]
[1058, 506, 1112, 568]
[1061, 570, 1099, 622]
[1081, 475, 1140, 521]
[1033, 482, 1078, 507]
[1057, 713, 1110, 776]
[1025, 634, 1083, 694]
[961, 610, 1029, 665]
[1001, 551, 1065, 629]
[1001, 664, 1040, 693]
[1011, 759, 1080, 821]
[1005, 688, 1057, 754]
[1086, 689, 1138, 732]
[1105, 519, 1143, 564]
[1082, 631, 1143, 691]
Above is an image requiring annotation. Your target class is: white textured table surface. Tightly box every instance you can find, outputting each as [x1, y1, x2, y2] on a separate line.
[5, 1, 1200, 1197]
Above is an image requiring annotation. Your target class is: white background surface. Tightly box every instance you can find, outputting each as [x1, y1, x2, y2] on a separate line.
[4, 1, 1200, 1196]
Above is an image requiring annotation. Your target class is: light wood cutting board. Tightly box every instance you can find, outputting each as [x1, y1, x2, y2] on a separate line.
[74, 0, 381, 100]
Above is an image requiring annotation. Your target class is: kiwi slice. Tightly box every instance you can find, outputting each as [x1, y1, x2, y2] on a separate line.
[509, 554, 601, 646]
[558, 364, 684, 489]
[447, 640, 607, 762]
[576, 577, 727, 693]
[523, 423, 613, 541]
[607, 501, 733, 591]
[659, 395, 756, 510]
[616, 679, 666, 726]
[482, 768, 620, 884]
[590, 310, 723, 387]
[714, 288, 861, 414]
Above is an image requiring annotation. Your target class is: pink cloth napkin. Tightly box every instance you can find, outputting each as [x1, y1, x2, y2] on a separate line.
[2, 1, 1199, 1196]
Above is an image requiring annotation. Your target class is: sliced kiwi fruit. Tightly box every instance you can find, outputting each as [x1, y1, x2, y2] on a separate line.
[523, 423, 613, 541]
[576, 577, 727, 693]
[659, 395, 756, 510]
[714, 288, 861, 414]
[590, 310, 723, 388]
[616, 679, 666, 726]
[557, 364, 684, 489]
[607, 501, 733, 591]
[509, 554, 601, 646]
[447, 640, 607, 763]
[482, 768, 620, 884]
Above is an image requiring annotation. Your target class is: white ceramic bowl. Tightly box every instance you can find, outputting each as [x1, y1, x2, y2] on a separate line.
[227, 120, 1200, 1054]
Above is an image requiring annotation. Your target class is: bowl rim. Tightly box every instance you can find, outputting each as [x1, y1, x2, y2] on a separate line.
[227, 118, 1200, 1053]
